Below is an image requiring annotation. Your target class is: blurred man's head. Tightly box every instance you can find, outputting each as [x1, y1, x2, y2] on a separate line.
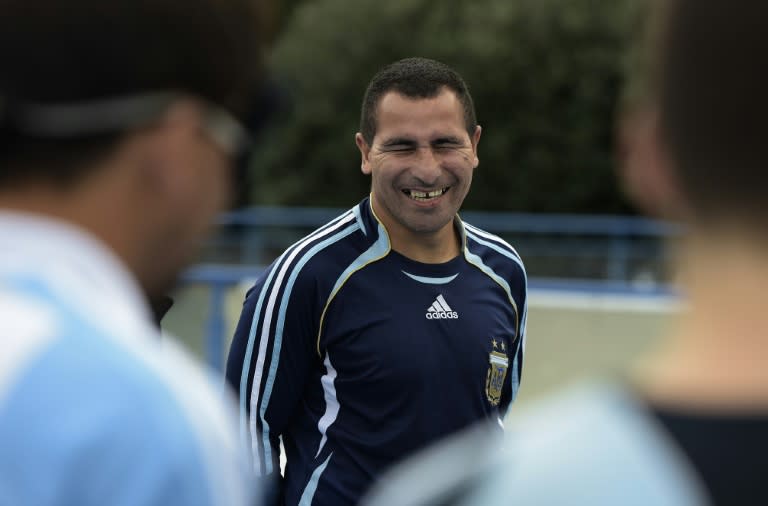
[622, 0, 768, 234]
[657, 0, 767, 232]
[0, 0, 264, 296]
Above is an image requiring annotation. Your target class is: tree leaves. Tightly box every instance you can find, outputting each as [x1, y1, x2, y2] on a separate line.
[248, 0, 639, 214]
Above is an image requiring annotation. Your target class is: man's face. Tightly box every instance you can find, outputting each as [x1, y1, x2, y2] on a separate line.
[356, 88, 481, 244]
[146, 100, 237, 297]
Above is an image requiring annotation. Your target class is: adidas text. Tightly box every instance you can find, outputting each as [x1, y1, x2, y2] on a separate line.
[426, 311, 459, 320]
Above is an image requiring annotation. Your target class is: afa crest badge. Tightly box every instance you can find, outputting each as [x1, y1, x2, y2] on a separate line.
[485, 339, 509, 406]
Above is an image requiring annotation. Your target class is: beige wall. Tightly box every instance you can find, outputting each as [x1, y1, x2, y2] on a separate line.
[517, 292, 677, 404]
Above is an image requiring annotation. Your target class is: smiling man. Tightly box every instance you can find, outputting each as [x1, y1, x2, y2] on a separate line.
[226, 57, 528, 506]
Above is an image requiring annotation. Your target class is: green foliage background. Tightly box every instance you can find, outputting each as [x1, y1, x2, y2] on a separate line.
[249, 0, 640, 213]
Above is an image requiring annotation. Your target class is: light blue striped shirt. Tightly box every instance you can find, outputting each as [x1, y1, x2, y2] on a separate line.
[0, 213, 253, 506]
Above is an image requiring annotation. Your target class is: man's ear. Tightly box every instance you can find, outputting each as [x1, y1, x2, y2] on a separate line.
[355, 132, 372, 175]
[135, 99, 206, 195]
[617, 105, 686, 220]
[470, 125, 482, 168]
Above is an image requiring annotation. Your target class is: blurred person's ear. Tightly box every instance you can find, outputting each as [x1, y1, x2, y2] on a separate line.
[135, 99, 231, 206]
[616, 104, 686, 221]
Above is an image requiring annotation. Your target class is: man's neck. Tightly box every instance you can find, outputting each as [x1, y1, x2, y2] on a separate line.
[635, 234, 768, 411]
[369, 195, 462, 264]
[390, 226, 460, 264]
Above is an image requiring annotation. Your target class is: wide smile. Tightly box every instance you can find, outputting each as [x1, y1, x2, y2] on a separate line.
[402, 187, 450, 202]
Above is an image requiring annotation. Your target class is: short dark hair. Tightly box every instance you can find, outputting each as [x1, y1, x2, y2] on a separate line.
[655, 0, 768, 227]
[0, 0, 263, 186]
[359, 57, 477, 145]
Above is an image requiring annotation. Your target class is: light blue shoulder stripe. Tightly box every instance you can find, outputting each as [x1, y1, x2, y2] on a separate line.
[326, 223, 390, 306]
[259, 222, 360, 473]
[464, 228, 526, 276]
[353, 204, 367, 237]
[239, 209, 355, 471]
[298, 453, 333, 506]
[466, 227, 529, 333]
[506, 335, 524, 415]
[401, 271, 458, 285]
[464, 223, 523, 262]
[514, 296, 528, 408]
[463, 242, 516, 315]
[239, 258, 280, 466]
[312, 222, 390, 356]
[520, 298, 528, 350]
[466, 229, 529, 321]
[466, 228, 529, 300]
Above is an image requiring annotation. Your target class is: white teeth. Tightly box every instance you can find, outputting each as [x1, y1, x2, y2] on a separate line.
[406, 187, 448, 200]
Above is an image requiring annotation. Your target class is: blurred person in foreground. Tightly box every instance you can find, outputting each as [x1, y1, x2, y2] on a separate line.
[226, 57, 528, 506]
[362, 1, 768, 505]
[0, 0, 267, 504]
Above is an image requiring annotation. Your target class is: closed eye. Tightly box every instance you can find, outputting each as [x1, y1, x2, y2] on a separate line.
[380, 139, 418, 153]
[432, 138, 465, 150]
[383, 144, 416, 152]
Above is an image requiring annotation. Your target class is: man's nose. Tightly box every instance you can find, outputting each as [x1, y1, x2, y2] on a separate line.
[411, 146, 442, 183]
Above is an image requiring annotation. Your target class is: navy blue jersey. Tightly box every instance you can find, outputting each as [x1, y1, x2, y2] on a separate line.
[226, 197, 527, 506]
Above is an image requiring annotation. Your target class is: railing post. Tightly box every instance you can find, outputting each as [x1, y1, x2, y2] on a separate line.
[205, 282, 227, 373]
[607, 235, 630, 282]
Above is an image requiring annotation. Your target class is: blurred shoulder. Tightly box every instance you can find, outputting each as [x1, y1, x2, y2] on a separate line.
[0, 295, 249, 505]
[363, 382, 707, 506]
[468, 382, 707, 506]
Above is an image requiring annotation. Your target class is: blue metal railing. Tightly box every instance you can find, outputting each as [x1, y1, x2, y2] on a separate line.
[183, 206, 683, 370]
[181, 263, 263, 372]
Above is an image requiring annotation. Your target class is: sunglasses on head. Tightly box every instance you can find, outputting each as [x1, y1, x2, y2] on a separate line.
[1, 92, 253, 159]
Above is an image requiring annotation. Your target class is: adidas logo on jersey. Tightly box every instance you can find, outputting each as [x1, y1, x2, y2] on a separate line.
[426, 294, 459, 319]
